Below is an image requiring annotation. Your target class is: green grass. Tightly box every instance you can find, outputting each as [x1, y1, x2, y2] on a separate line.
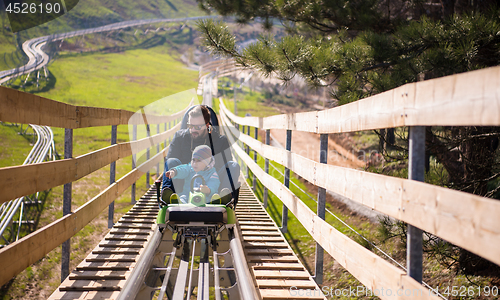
[0, 124, 35, 168]
[0, 30, 25, 71]
[216, 78, 279, 118]
[39, 47, 198, 110]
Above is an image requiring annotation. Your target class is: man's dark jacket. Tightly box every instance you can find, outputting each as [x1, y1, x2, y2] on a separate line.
[166, 128, 232, 172]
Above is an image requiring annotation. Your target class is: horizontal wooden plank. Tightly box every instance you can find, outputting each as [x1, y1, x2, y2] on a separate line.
[115, 220, 153, 224]
[247, 255, 300, 263]
[239, 221, 275, 225]
[246, 249, 294, 255]
[105, 237, 148, 242]
[86, 258, 136, 263]
[244, 242, 289, 248]
[199, 59, 235, 78]
[86, 253, 138, 259]
[59, 286, 122, 292]
[76, 266, 130, 271]
[240, 231, 282, 237]
[220, 66, 500, 133]
[69, 275, 126, 280]
[256, 279, 318, 288]
[237, 217, 272, 221]
[109, 230, 151, 235]
[253, 270, 311, 280]
[239, 226, 277, 231]
[0, 86, 193, 127]
[120, 215, 156, 219]
[219, 101, 262, 128]
[92, 250, 140, 255]
[251, 262, 306, 270]
[259, 289, 325, 300]
[242, 237, 285, 242]
[98, 242, 145, 248]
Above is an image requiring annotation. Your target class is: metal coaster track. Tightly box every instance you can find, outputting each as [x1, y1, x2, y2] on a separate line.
[49, 177, 262, 300]
[0, 124, 56, 248]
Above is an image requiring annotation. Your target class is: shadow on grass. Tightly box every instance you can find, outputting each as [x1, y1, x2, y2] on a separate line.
[0, 279, 14, 299]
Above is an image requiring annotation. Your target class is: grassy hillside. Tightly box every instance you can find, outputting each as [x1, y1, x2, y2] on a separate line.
[0, 0, 206, 70]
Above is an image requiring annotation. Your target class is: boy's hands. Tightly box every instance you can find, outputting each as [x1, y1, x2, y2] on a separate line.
[165, 170, 210, 194]
[165, 169, 177, 179]
[199, 185, 211, 194]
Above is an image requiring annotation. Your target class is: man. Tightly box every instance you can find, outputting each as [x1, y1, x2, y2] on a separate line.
[162, 105, 240, 202]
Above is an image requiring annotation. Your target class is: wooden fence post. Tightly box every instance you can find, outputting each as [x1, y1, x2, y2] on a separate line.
[131, 124, 137, 204]
[164, 122, 167, 149]
[246, 125, 250, 179]
[156, 124, 160, 178]
[408, 126, 425, 282]
[146, 124, 151, 187]
[234, 84, 237, 116]
[236, 123, 241, 168]
[253, 127, 258, 191]
[281, 130, 292, 234]
[168, 122, 171, 144]
[314, 134, 328, 284]
[61, 128, 73, 282]
[263, 130, 270, 208]
[108, 125, 117, 229]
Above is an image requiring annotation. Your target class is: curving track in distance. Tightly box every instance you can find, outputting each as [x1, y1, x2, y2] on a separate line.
[0, 16, 213, 85]
[0, 125, 56, 247]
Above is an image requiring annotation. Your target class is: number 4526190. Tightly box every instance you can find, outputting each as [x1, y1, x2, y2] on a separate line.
[5, 2, 62, 14]
[431, 286, 499, 297]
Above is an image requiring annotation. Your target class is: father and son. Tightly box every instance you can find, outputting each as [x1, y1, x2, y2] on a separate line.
[160, 105, 240, 205]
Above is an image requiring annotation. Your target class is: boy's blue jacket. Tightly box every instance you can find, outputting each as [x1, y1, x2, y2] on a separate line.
[172, 163, 220, 203]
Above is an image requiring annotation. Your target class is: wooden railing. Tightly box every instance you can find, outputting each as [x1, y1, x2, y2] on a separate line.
[0, 86, 193, 286]
[218, 65, 500, 299]
[197, 58, 239, 96]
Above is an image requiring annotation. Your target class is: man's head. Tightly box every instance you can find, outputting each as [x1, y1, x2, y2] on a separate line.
[188, 105, 211, 140]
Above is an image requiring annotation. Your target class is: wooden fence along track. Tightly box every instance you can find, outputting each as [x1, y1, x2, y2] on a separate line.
[236, 180, 325, 300]
[0, 86, 193, 287]
[48, 186, 159, 299]
[216, 65, 500, 300]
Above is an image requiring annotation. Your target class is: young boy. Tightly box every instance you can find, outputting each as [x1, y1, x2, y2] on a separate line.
[163, 145, 220, 203]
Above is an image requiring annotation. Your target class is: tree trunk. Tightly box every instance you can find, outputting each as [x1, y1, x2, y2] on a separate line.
[379, 129, 386, 153]
[460, 127, 498, 196]
[387, 128, 395, 149]
[440, 0, 455, 18]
